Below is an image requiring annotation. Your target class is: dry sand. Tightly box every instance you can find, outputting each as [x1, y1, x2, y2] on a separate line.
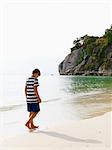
[0, 111, 111, 150]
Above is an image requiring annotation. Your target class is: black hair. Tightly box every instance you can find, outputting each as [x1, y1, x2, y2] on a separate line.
[32, 68, 41, 76]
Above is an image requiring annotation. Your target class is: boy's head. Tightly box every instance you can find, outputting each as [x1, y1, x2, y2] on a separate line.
[32, 68, 41, 78]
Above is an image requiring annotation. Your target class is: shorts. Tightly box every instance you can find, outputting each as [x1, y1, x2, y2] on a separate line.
[27, 103, 40, 112]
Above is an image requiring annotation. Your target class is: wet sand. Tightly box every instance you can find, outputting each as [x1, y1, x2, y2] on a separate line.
[0, 90, 112, 150]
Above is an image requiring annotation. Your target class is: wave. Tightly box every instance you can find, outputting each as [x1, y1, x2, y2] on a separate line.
[0, 90, 104, 112]
[0, 97, 63, 112]
[42, 97, 62, 103]
[0, 103, 26, 112]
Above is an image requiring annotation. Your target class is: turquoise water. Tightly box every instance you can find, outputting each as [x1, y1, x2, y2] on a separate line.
[0, 75, 112, 131]
[0, 75, 112, 109]
[61, 75, 112, 93]
[0, 75, 112, 116]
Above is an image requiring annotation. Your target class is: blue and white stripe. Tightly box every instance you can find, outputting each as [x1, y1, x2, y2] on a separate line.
[26, 77, 39, 103]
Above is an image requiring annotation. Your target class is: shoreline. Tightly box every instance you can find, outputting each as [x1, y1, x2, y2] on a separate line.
[0, 88, 110, 112]
[0, 89, 112, 150]
[0, 111, 111, 150]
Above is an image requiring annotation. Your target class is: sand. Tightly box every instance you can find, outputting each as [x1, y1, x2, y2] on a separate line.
[0, 111, 111, 150]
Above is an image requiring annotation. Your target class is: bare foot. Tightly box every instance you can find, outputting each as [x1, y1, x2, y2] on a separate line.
[31, 125, 39, 129]
[25, 123, 31, 129]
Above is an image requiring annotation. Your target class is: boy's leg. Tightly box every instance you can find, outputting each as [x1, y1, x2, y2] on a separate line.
[29, 112, 39, 128]
[29, 112, 34, 127]
[25, 112, 38, 129]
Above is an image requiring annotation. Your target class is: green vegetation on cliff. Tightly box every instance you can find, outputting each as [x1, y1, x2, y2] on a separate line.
[59, 25, 112, 76]
[71, 25, 112, 71]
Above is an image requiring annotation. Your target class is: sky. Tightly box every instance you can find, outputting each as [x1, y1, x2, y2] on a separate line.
[0, 0, 112, 75]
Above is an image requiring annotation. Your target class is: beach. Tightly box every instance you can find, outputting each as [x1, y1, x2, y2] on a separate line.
[0, 75, 112, 150]
[0, 111, 111, 150]
[0, 90, 112, 150]
[0, 0, 112, 149]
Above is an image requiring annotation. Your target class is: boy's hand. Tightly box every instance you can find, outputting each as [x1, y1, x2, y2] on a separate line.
[38, 98, 42, 103]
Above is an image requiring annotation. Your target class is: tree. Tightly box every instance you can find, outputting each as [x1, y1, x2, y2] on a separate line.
[104, 25, 112, 44]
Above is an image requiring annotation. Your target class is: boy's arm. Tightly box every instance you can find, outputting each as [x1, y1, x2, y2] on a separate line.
[25, 86, 27, 97]
[34, 86, 41, 103]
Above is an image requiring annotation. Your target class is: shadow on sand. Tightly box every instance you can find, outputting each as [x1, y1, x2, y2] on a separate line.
[33, 130, 102, 144]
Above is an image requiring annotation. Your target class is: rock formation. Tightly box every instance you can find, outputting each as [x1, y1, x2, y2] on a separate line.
[59, 26, 112, 76]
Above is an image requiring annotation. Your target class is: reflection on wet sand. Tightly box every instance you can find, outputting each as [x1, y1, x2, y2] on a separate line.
[70, 90, 112, 119]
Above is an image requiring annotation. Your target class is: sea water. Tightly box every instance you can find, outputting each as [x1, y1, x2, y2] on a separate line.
[0, 74, 112, 137]
[0, 75, 112, 109]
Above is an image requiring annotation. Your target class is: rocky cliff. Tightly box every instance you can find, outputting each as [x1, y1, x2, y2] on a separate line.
[59, 26, 112, 76]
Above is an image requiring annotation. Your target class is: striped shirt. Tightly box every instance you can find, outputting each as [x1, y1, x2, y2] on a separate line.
[26, 77, 39, 103]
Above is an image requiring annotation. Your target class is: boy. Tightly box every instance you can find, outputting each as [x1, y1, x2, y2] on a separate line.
[25, 68, 41, 129]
